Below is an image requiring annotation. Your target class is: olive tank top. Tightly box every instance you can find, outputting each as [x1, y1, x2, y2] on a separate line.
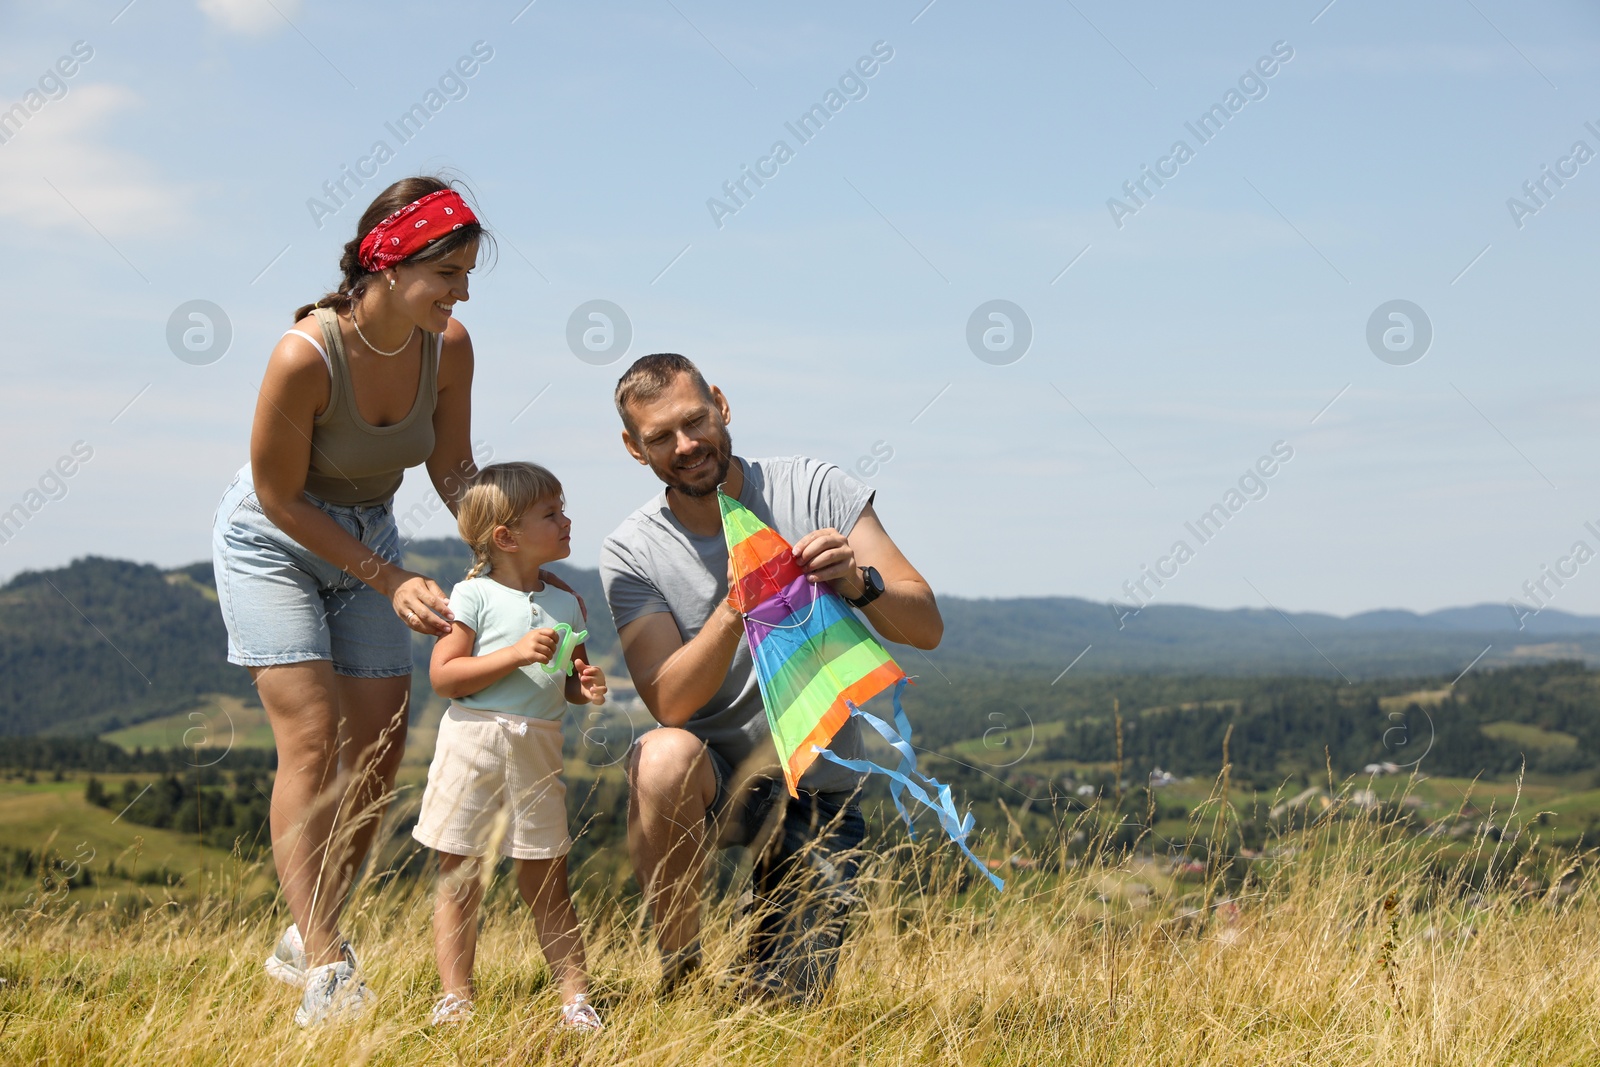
[301, 306, 439, 507]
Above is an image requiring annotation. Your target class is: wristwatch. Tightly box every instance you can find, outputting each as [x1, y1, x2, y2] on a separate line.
[845, 565, 884, 608]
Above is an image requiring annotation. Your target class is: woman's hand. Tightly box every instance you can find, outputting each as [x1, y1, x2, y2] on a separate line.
[539, 568, 588, 622]
[387, 571, 455, 636]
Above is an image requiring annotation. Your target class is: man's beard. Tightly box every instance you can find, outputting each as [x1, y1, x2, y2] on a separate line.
[655, 425, 733, 498]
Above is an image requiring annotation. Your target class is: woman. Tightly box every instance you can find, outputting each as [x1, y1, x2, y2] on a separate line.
[211, 176, 574, 1027]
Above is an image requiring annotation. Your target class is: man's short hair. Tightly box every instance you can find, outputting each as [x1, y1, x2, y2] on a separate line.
[614, 353, 714, 435]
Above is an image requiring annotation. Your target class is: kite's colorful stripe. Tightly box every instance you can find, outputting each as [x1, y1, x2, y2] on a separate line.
[718, 490, 1000, 891]
[718, 492, 904, 792]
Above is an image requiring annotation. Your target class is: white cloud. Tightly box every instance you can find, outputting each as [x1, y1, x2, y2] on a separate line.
[0, 82, 191, 238]
[197, 0, 302, 35]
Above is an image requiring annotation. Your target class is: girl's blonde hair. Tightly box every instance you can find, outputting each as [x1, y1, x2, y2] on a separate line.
[457, 462, 564, 580]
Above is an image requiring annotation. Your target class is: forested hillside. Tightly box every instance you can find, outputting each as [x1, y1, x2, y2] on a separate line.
[901, 661, 1600, 788]
[0, 545, 615, 738]
[928, 597, 1600, 677]
[0, 558, 254, 735]
[3, 544, 1599, 738]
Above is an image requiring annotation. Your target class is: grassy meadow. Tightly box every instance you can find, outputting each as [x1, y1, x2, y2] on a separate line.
[7, 663, 1600, 1063]
[3, 748, 1599, 1065]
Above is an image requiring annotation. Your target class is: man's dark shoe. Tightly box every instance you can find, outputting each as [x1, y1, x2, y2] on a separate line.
[657, 940, 704, 997]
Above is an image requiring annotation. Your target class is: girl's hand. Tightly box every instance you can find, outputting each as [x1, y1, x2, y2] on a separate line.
[389, 571, 454, 635]
[573, 658, 607, 705]
[538, 568, 588, 622]
[513, 627, 559, 667]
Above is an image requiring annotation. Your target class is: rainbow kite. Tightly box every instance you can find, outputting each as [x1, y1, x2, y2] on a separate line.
[720, 491, 1003, 890]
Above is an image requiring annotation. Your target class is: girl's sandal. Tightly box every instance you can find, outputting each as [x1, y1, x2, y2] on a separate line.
[558, 993, 603, 1033]
[429, 992, 475, 1026]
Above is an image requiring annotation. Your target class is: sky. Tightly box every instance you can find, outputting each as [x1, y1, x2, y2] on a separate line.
[0, 0, 1597, 620]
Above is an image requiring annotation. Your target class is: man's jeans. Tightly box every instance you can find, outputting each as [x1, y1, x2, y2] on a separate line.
[737, 786, 868, 1000]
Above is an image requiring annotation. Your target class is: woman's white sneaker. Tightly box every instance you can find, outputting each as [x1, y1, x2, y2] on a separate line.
[264, 924, 307, 987]
[293, 960, 373, 1027]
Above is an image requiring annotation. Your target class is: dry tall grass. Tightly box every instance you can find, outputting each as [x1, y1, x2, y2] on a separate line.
[3, 777, 1597, 1066]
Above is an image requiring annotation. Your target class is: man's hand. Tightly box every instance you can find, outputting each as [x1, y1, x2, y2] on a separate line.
[792, 528, 862, 596]
[513, 627, 559, 667]
[810, 505, 944, 649]
[725, 552, 747, 612]
[572, 658, 607, 705]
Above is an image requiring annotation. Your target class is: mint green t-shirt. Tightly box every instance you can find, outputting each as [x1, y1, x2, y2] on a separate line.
[445, 574, 585, 721]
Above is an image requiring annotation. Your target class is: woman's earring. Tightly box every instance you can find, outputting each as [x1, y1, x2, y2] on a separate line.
[388, 275, 396, 291]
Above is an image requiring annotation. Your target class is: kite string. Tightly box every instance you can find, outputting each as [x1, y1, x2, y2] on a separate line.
[733, 546, 815, 629]
[741, 592, 819, 630]
[742, 549, 877, 631]
[737, 546, 873, 630]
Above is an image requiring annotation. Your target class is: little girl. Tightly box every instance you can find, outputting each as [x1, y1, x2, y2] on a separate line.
[413, 462, 608, 1031]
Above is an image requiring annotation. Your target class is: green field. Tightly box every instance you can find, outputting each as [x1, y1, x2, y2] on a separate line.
[0, 773, 275, 909]
[1480, 720, 1580, 751]
[101, 694, 275, 753]
[98, 689, 458, 766]
[4, 773, 1597, 1066]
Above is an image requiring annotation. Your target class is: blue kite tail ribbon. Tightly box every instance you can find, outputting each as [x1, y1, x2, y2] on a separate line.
[811, 678, 1004, 892]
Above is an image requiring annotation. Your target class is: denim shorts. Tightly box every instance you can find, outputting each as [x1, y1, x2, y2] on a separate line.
[211, 464, 412, 678]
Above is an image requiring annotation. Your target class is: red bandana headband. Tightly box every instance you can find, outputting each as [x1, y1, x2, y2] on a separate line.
[357, 189, 479, 272]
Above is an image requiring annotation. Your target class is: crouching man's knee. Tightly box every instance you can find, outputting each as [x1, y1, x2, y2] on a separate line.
[627, 728, 716, 818]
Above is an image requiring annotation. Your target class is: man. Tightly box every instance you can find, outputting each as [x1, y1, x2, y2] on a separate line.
[598, 353, 943, 1000]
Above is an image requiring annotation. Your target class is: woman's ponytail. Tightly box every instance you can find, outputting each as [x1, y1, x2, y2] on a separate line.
[293, 236, 368, 321]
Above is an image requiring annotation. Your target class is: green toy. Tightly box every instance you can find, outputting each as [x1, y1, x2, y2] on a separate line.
[539, 622, 588, 676]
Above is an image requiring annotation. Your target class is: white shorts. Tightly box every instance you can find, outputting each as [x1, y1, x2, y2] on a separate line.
[412, 705, 572, 861]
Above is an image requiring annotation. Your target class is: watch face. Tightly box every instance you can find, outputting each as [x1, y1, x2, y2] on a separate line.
[852, 566, 884, 605]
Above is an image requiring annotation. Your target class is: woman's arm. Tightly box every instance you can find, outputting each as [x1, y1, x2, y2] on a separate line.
[250, 328, 454, 635]
[425, 317, 477, 516]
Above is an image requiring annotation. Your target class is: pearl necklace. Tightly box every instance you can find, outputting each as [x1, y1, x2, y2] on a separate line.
[351, 305, 415, 357]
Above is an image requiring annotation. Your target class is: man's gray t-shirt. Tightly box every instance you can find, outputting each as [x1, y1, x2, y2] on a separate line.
[599, 456, 875, 794]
